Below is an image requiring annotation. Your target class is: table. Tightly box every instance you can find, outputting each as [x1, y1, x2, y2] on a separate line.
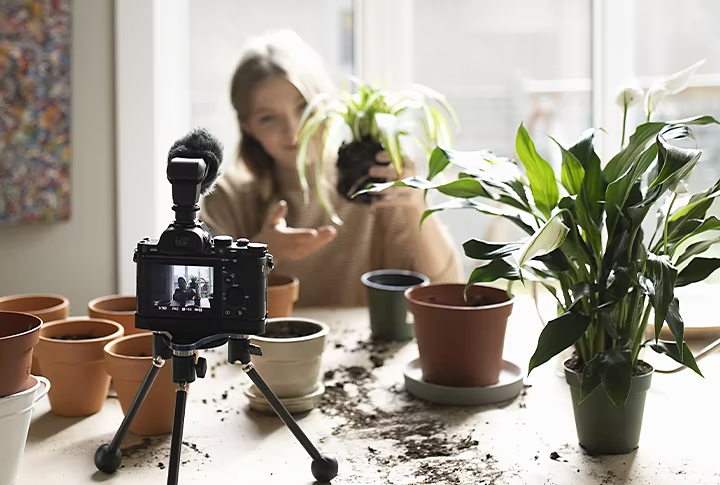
[18, 296, 720, 484]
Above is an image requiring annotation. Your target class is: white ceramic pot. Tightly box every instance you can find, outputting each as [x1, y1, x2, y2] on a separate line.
[250, 318, 329, 398]
[0, 375, 51, 485]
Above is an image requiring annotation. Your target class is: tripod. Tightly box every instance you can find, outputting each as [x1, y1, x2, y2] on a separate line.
[94, 332, 338, 484]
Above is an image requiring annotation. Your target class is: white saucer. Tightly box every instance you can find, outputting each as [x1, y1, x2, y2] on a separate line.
[244, 382, 325, 415]
[403, 358, 524, 406]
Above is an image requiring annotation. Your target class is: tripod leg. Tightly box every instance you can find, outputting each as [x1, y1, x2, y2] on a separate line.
[94, 356, 165, 474]
[244, 364, 338, 482]
[167, 383, 189, 485]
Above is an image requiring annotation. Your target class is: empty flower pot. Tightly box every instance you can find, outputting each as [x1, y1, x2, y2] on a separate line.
[88, 295, 139, 336]
[0, 312, 42, 398]
[104, 332, 176, 436]
[361, 269, 430, 341]
[0, 375, 50, 485]
[250, 318, 329, 398]
[405, 283, 513, 388]
[267, 274, 300, 318]
[35, 317, 124, 417]
[0, 294, 70, 375]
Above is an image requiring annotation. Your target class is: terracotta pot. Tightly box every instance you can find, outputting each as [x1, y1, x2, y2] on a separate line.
[35, 317, 124, 416]
[0, 312, 42, 398]
[104, 333, 176, 436]
[267, 274, 299, 318]
[250, 318, 329, 398]
[88, 295, 139, 336]
[0, 294, 70, 375]
[405, 283, 513, 388]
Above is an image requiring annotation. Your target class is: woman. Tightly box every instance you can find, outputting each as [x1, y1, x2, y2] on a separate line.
[200, 30, 462, 307]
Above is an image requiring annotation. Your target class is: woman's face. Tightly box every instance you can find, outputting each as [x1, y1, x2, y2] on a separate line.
[244, 77, 308, 170]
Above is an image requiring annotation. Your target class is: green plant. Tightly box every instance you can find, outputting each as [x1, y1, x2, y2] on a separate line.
[294, 78, 459, 223]
[358, 62, 719, 407]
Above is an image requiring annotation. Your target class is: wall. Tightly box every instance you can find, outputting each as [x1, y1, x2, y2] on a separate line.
[0, 0, 116, 313]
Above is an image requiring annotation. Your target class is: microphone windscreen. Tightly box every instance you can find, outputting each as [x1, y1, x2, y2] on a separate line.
[167, 128, 224, 195]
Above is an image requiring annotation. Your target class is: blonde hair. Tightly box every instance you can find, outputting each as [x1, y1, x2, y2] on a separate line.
[230, 30, 336, 200]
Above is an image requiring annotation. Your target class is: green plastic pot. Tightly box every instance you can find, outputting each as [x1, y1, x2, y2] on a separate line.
[361, 270, 429, 341]
[564, 359, 653, 454]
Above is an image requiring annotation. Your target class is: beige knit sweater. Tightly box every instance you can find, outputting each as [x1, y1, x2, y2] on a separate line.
[199, 166, 463, 307]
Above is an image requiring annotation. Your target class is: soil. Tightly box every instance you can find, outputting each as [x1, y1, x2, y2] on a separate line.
[50, 334, 97, 340]
[119, 437, 211, 471]
[336, 138, 386, 203]
[262, 320, 321, 339]
[565, 355, 654, 376]
[351, 338, 407, 368]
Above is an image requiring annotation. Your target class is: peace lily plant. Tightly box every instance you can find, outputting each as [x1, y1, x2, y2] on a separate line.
[359, 60, 718, 413]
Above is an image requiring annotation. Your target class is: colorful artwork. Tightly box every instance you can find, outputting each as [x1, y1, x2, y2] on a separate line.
[0, 0, 72, 224]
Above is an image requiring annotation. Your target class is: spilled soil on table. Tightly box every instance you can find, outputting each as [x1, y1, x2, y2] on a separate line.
[118, 437, 211, 471]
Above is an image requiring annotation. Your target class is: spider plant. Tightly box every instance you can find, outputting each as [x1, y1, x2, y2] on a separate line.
[294, 78, 459, 223]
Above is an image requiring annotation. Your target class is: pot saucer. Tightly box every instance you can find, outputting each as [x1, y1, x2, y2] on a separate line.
[244, 382, 325, 415]
[403, 358, 524, 406]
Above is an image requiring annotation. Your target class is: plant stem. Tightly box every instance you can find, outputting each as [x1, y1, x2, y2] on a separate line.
[621, 101, 628, 149]
[631, 300, 652, 363]
[663, 192, 678, 255]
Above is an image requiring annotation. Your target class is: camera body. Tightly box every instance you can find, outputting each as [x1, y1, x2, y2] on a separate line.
[133, 148, 272, 339]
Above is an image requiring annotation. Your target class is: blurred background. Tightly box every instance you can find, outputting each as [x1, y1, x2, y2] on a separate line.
[1, 0, 720, 309]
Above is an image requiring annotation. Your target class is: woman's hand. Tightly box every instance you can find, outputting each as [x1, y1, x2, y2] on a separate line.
[255, 200, 337, 264]
[368, 151, 424, 208]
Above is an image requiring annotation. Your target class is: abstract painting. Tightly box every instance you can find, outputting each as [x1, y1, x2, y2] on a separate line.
[0, 0, 72, 224]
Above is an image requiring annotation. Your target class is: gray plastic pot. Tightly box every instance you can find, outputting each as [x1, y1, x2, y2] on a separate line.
[361, 269, 429, 341]
[564, 358, 653, 454]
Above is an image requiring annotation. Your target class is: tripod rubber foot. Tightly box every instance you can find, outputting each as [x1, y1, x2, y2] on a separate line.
[311, 454, 338, 482]
[94, 444, 123, 474]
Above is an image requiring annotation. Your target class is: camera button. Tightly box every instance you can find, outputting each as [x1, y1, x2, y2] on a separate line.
[214, 235, 233, 248]
[236, 309, 243, 316]
[223, 310, 231, 316]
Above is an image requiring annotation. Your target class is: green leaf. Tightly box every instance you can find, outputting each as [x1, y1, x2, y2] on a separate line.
[600, 227, 631, 285]
[645, 253, 678, 339]
[570, 129, 605, 251]
[420, 199, 536, 235]
[598, 350, 633, 407]
[676, 257, 720, 287]
[604, 115, 720, 183]
[672, 216, 720, 254]
[568, 128, 601, 171]
[598, 308, 620, 340]
[676, 236, 720, 265]
[435, 178, 492, 198]
[514, 211, 569, 269]
[648, 132, 702, 190]
[664, 297, 684, 356]
[579, 356, 601, 403]
[536, 248, 571, 272]
[549, 136, 585, 195]
[528, 311, 592, 375]
[427, 146, 450, 181]
[649, 341, 703, 377]
[467, 260, 520, 286]
[463, 240, 523, 260]
[515, 123, 559, 218]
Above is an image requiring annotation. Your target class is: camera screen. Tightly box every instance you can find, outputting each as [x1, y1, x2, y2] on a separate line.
[146, 264, 214, 315]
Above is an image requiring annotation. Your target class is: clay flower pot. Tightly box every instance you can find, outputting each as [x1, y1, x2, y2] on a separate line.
[35, 317, 124, 417]
[0, 294, 70, 375]
[0, 312, 42, 398]
[361, 269, 430, 341]
[104, 333, 176, 436]
[250, 318, 329, 398]
[405, 283, 513, 388]
[88, 295, 139, 336]
[267, 274, 300, 318]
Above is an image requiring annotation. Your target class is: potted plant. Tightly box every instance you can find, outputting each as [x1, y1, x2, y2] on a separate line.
[360, 61, 717, 454]
[294, 78, 459, 222]
[245, 317, 329, 414]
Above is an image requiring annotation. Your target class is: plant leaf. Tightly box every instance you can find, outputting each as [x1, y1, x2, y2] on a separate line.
[599, 350, 633, 407]
[579, 356, 601, 403]
[419, 198, 536, 235]
[649, 341, 703, 377]
[513, 210, 569, 268]
[463, 240, 523, 260]
[648, 132, 702, 190]
[549, 136, 585, 195]
[515, 123, 559, 218]
[664, 297, 684, 356]
[676, 257, 720, 287]
[435, 178, 492, 198]
[466, 260, 520, 286]
[676, 236, 720, 265]
[528, 310, 592, 375]
[427, 146, 450, 181]
[645, 253, 678, 339]
[375, 113, 403, 175]
[671, 216, 720, 255]
[570, 129, 605, 251]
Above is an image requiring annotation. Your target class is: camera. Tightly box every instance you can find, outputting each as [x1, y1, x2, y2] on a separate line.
[133, 130, 272, 339]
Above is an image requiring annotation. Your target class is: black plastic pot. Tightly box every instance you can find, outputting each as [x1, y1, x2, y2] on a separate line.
[361, 269, 429, 341]
[564, 359, 653, 454]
